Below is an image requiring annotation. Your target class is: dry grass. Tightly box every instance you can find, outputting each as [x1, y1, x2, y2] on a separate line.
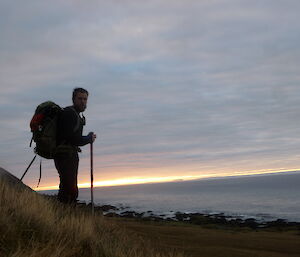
[0, 179, 184, 257]
[116, 218, 300, 257]
[2, 178, 299, 257]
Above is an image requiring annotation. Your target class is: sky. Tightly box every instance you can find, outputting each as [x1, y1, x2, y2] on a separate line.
[1, 0, 300, 190]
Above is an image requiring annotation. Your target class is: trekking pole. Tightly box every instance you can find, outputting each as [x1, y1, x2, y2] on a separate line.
[90, 139, 94, 215]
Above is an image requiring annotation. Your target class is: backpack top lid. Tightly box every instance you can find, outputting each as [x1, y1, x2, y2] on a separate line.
[30, 101, 62, 132]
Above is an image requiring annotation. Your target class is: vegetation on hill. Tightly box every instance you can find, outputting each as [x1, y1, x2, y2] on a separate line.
[1, 171, 300, 257]
[0, 179, 183, 257]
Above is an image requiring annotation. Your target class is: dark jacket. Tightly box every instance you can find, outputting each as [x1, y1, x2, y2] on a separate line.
[56, 106, 92, 147]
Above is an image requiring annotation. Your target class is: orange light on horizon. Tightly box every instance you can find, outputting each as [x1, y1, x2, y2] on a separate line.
[34, 168, 300, 191]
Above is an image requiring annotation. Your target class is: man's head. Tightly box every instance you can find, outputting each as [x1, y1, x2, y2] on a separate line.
[72, 88, 89, 112]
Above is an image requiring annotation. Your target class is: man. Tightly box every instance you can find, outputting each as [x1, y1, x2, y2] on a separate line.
[54, 88, 96, 203]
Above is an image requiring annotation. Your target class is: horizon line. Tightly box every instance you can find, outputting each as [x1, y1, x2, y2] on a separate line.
[34, 168, 300, 191]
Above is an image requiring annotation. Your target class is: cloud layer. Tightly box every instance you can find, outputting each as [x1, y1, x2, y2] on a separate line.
[1, 0, 300, 187]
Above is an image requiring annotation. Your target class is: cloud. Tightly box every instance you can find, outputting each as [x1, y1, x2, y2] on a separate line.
[1, 0, 300, 186]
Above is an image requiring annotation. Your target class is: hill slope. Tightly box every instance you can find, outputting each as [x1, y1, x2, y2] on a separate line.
[0, 168, 183, 257]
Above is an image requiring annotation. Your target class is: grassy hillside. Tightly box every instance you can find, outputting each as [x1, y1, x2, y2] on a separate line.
[1, 174, 300, 257]
[0, 179, 183, 257]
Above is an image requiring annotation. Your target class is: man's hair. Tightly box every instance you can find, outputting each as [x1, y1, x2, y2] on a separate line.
[72, 88, 89, 102]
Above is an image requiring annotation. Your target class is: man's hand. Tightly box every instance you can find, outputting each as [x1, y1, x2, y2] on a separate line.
[92, 133, 97, 142]
[88, 132, 97, 143]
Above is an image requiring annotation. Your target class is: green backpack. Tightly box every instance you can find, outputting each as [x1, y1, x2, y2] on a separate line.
[21, 101, 62, 185]
[30, 101, 63, 159]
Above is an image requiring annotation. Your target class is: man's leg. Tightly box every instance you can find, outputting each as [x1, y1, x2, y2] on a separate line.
[54, 154, 79, 203]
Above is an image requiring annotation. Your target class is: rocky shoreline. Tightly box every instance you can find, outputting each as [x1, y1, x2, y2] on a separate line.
[79, 202, 300, 230]
[39, 192, 300, 230]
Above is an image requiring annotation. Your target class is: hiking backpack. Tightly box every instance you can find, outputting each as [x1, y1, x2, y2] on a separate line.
[21, 101, 62, 185]
[29, 101, 62, 159]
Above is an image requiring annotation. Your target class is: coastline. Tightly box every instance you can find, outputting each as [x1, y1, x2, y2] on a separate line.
[40, 171, 300, 226]
[75, 201, 300, 230]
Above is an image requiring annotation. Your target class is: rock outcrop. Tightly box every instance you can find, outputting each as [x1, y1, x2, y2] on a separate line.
[0, 167, 33, 191]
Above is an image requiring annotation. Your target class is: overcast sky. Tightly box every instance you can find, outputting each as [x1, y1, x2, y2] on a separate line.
[1, 0, 300, 189]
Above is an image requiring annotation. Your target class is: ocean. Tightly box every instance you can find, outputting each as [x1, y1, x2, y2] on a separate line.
[41, 172, 300, 222]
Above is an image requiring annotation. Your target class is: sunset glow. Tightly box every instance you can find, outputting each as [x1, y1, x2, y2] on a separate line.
[34, 168, 300, 191]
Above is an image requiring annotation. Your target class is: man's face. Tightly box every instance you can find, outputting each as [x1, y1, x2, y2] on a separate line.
[73, 92, 88, 112]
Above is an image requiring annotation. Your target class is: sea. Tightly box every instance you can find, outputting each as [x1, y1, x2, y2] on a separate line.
[40, 171, 300, 222]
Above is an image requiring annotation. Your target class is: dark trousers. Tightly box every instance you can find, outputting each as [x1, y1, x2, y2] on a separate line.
[54, 153, 79, 203]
